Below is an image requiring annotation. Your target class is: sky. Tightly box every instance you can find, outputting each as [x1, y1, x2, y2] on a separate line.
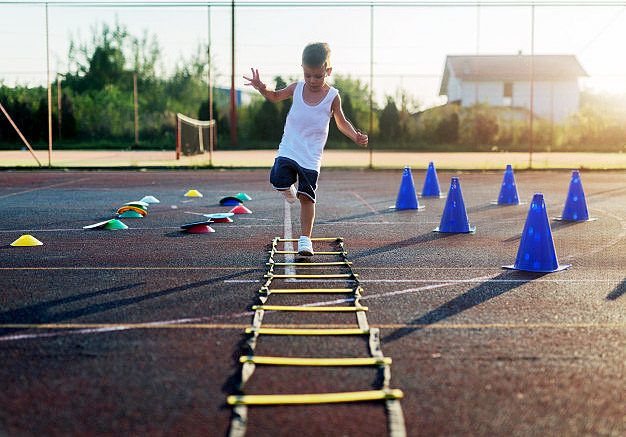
[1, 0, 625, 109]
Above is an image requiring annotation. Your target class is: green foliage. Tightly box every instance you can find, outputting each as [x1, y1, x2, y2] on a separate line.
[379, 97, 401, 143]
[331, 75, 371, 129]
[328, 93, 355, 143]
[1, 19, 624, 153]
[458, 103, 499, 146]
[562, 101, 626, 151]
[0, 20, 217, 149]
[0, 84, 58, 144]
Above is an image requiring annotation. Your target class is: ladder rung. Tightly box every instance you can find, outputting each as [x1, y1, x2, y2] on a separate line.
[271, 251, 346, 255]
[267, 262, 352, 266]
[264, 274, 357, 279]
[246, 327, 369, 335]
[261, 288, 357, 294]
[252, 305, 367, 312]
[277, 237, 342, 242]
[227, 389, 404, 405]
[239, 356, 392, 366]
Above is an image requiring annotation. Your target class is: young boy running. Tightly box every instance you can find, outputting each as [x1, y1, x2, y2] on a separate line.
[243, 42, 368, 256]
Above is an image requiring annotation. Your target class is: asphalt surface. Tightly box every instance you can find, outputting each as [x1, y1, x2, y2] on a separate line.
[0, 169, 624, 437]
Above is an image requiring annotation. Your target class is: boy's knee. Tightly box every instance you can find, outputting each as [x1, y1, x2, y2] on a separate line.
[298, 193, 314, 204]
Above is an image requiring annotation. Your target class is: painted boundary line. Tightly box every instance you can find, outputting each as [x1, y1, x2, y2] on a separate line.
[0, 177, 92, 199]
[223, 278, 623, 283]
[2, 323, 625, 330]
[0, 267, 262, 271]
[2, 275, 623, 342]
[353, 192, 390, 224]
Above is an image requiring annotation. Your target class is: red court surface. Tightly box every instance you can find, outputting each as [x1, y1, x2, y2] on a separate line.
[0, 169, 624, 437]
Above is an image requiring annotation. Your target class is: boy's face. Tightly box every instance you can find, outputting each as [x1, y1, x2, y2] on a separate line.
[302, 64, 331, 91]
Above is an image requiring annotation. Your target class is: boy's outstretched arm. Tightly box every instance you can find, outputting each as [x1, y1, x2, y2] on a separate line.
[243, 68, 295, 102]
[331, 94, 368, 147]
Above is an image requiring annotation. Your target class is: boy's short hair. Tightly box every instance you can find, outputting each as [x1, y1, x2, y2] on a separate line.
[302, 43, 331, 69]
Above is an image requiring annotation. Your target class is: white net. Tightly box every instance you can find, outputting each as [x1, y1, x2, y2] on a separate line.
[176, 113, 215, 157]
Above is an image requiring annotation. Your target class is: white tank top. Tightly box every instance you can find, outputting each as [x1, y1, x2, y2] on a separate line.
[277, 81, 338, 172]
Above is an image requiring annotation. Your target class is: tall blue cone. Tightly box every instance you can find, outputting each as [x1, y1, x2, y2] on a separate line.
[494, 164, 521, 205]
[555, 170, 595, 221]
[420, 161, 442, 198]
[393, 166, 424, 210]
[504, 193, 571, 272]
[434, 177, 475, 233]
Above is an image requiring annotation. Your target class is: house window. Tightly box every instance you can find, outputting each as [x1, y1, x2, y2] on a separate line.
[503, 82, 513, 106]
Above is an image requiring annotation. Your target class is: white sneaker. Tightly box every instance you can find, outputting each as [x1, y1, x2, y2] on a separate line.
[297, 236, 314, 256]
[281, 185, 297, 204]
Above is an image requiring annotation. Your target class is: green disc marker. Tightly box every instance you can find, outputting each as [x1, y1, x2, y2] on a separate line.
[119, 210, 144, 218]
[103, 219, 129, 230]
[234, 192, 252, 201]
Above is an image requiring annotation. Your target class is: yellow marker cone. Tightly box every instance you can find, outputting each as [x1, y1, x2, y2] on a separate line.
[10, 235, 43, 247]
[184, 189, 203, 197]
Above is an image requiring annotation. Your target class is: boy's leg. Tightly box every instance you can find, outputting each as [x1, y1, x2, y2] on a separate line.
[293, 165, 318, 256]
[298, 195, 315, 256]
[269, 158, 298, 203]
[299, 194, 315, 238]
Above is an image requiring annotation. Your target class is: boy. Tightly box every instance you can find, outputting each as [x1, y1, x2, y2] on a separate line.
[243, 42, 368, 256]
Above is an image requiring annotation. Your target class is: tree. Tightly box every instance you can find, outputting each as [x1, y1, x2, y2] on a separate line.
[436, 110, 459, 144]
[249, 76, 288, 143]
[328, 93, 355, 143]
[379, 97, 401, 143]
[61, 92, 77, 140]
[474, 105, 499, 144]
[65, 21, 130, 93]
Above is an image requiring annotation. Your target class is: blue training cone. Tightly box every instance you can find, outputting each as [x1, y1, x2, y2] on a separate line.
[504, 193, 571, 272]
[554, 170, 596, 222]
[492, 164, 524, 205]
[434, 177, 475, 233]
[391, 166, 424, 211]
[420, 161, 444, 198]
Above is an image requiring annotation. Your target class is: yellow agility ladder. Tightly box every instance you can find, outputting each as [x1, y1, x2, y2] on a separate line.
[227, 237, 406, 437]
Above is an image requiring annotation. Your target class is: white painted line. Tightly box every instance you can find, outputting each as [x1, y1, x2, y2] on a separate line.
[563, 208, 626, 261]
[0, 226, 181, 233]
[353, 192, 389, 224]
[0, 228, 86, 233]
[361, 278, 622, 283]
[0, 312, 257, 343]
[0, 279, 478, 343]
[0, 326, 129, 342]
[361, 282, 459, 300]
[1, 270, 620, 343]
[0, 177, 92, 199]
[283, 198, 296, 280]
[223, 278, 621, 284]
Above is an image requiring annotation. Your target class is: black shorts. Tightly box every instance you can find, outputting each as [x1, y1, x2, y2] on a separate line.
[270, 157, 319, 202]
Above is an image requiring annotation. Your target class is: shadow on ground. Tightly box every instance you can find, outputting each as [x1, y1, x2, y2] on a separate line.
[351, 231, 454, 261]
[320, 208, 396, 224]
[0, 270, 258, 335]
[382, 270, 546, 343]
[606, 278, 626, 301]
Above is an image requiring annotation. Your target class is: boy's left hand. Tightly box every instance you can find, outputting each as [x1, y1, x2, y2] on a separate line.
[355, 131, 368, 147]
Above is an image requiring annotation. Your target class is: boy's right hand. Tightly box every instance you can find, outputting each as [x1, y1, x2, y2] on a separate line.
[356, 131, 368, 147]
[243, 68, 266, 92]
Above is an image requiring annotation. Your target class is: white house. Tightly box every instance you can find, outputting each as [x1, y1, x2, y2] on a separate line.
[439, 54, 588, 122]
